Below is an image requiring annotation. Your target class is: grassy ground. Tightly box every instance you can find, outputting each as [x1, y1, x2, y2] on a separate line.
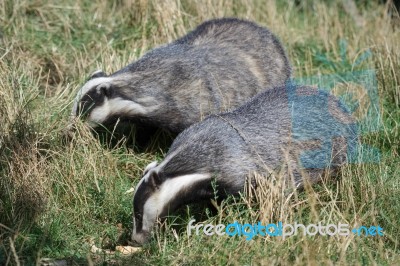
[0, 0, 399, 265]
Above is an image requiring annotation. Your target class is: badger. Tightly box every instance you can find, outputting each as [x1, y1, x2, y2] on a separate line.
[131, 83, 359, 245]
[68, 18, 291, 139]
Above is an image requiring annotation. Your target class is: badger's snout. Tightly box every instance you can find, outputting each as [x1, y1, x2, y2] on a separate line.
[131, 230, 150, 246]
[62, 116, 94, 143]
[61, 117, 78, 143]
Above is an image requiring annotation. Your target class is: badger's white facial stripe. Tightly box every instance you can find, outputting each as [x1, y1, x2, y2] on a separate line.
[140, 173, 211, 232]
[87, 97, 154, 127]
[71, 76, 114, 117]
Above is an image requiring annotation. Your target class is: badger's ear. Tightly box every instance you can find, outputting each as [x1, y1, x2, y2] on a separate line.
[149, 171, 162, 189]
[89, 69, 107, 80]
[96, 83, 112, 97]
[144, 161, 158, 175]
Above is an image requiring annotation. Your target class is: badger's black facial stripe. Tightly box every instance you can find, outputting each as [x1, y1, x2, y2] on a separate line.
[133, 178, 157, 233]
[76, 88, 107, 118]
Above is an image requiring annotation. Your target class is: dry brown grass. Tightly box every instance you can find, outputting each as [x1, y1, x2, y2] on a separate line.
[0, 0, 399, 264]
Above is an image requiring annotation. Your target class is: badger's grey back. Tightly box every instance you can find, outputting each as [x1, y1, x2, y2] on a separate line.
[174, 18, 291, 88]
[110, 18, 291, 131]
[165, 85, 357, 190]
[226, 84, 356, 170]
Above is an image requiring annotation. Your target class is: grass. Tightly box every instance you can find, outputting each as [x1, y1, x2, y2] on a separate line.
[0, 0, 399, 265]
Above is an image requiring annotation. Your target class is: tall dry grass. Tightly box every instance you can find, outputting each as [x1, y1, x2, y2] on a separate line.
[0, 0, 399, 264]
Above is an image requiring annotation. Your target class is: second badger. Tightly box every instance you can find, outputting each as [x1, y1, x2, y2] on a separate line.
[69, 18, 291, 135]
[131, 84, 359, 245]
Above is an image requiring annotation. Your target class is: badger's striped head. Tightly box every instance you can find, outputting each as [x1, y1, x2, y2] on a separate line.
[131, 158, 211, 245]
[71, 70, 112, 127]
[70, 70, 159, 129]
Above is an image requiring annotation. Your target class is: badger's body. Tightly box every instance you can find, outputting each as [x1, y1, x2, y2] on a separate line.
[131, 84, 358, 244]
[70, 18, 291, 134]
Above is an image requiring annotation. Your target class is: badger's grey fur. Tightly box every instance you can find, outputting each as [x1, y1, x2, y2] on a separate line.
[70, 18, 291, 135]
[131, 84, 358, 245]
